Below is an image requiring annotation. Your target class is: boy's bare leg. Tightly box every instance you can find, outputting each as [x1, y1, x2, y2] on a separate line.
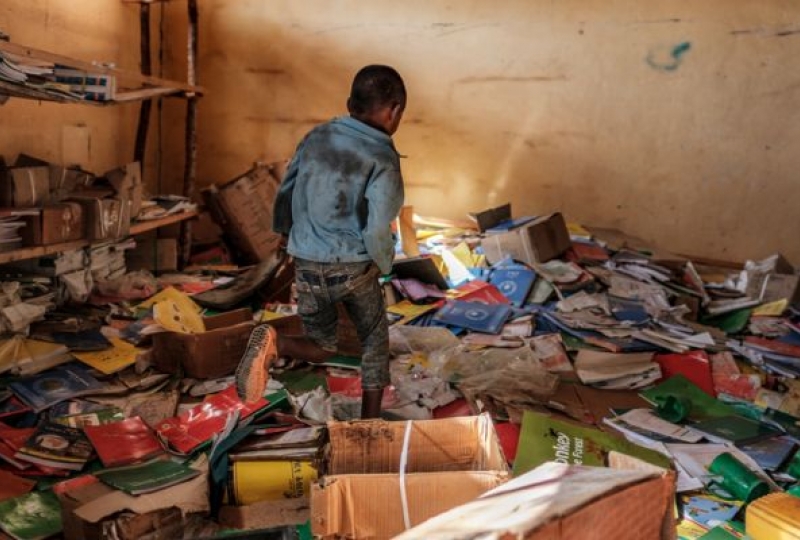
[360, 387, 384, 419]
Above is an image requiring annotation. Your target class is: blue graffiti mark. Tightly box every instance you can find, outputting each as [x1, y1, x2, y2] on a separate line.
[646, 41, 692, 71]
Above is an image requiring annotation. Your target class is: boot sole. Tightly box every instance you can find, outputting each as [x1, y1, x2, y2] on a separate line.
[235, 324, 277, 403]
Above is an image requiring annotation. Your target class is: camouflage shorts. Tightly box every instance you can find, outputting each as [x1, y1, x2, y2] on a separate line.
[294, 258, 389, 389]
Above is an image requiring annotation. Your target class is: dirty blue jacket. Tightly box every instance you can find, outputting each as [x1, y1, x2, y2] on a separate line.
[272, 116, 404, 274]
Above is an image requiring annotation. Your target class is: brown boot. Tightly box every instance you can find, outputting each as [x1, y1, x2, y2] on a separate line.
[360, 387, 384, 419]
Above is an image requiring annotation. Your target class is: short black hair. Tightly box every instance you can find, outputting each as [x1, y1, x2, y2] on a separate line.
[348, 65, 406, 116]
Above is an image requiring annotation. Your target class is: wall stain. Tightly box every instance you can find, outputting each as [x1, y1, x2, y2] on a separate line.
[646, 41, 692, 72]
[456, 75, 567, 84]
[775, 29, 800, 37]
[730, 27, 800, 37]
[633, 18, 682, 24]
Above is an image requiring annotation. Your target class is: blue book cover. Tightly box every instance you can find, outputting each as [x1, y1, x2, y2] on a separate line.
[10, 363, 104, 413]
[740, 435, 797, 470]
[680, 494, 743, 529]
[433, 300, 512, 334]
[489, 267, 536, 307]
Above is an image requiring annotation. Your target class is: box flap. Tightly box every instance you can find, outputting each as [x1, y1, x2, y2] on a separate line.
[327, 413, 508, 475]
[311, 471, 507, 539]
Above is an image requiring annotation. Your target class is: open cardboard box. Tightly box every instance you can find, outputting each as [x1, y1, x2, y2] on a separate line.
[310, 414, 510, 539]
[151, 308, 255, 378]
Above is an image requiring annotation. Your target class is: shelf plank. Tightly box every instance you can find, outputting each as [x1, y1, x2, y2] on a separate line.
[0, 40, 204, 96]
[0, 211, 198, 266]
[129, 210, 199, 235]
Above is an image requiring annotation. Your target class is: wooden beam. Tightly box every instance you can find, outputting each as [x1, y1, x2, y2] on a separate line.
[180, 0, 199, 268]
[0, 40, 204, 95]
[134, 1, 153, 164]
[129, 210, 199, 235]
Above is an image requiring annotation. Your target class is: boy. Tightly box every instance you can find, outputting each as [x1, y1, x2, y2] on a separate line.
[236, 65, 406, 419]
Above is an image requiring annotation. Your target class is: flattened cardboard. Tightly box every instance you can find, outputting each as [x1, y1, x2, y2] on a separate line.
[393, 463, 676, 540]
[312, 471, 507, 539]
[218, 498, 309, 531]
[202, 164, 282, 263]
[482, 212, 571, 266]
[152, 308, 255, 378]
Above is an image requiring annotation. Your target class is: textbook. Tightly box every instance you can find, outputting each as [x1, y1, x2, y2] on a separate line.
[690, 415, 783, 447]
[84, 416, 164, 467]
[0, 490, 62, 540]
[15, 421, 94, 471]
[488, 267, 536, 307]
[9, 363, 104, 413]
[433, 300, 512, 335]
[94, 457, 200, 495]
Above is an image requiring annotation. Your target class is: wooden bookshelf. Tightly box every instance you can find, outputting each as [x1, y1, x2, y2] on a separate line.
[0, 211, 197, 266]
[0, 39, 204, 104]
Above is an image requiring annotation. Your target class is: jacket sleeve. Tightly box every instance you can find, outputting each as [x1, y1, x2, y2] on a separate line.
[272, 142, 304, 235]
[362, 163, 404, 274]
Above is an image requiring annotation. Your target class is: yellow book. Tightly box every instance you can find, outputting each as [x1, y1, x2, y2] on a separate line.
[73, 337, 142, 375]
[752, 299, 788, 317]
[232, 460, 317, 505]
[746, 493, 800, 540]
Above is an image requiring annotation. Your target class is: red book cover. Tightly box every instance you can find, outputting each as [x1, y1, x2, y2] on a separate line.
[655, 351, 716, 397]
[451, 280, 510, 305]
[566, 242, 609, 264]
[0, 396, 32, 421]
[156, 386, 268, 454]
[0, 469, 36, 502]
[0, 423, 35, 452]
[493, 422, 521, 464]
[84, 416, 164, 467]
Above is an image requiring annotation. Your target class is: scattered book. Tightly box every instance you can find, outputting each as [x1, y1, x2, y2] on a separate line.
[488, 266, 536, 307]
[84, 416, 164, 468]
[680, 494, 743, 529]
[0, 490, 62, 540]
[740, 435, 797, 471]
[574, 350, 660, 390]
[94, 457, 200, 496]
[690, 415, 783, 447]
[655, 351, 716, 397]
[433, 300, 512, 334]
[9, 363, 104, 413]
[0, 469, 35, 502]
[157, 385, 268, 454]
[15, 421, 94, 471]
[640, 375, 738, 422]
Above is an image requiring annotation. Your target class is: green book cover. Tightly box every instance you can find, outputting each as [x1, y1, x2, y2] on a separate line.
[691, 415, 782, 446]
[697, 521, 747, 539]
[0, 490, 62, 540]
[95, 458, 200, 495]
[513, 410, 673, 476]
[640, 375, 738, 422]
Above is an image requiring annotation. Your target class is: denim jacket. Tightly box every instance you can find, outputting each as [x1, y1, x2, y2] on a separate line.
[273, 116, 404, 274]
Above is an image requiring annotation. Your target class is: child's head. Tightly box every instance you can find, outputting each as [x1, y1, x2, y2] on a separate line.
[347, 65, 406, 135]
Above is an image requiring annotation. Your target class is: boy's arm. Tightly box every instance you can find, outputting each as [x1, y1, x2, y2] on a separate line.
[272, 145, 303, 236]
[363, 165, 404, 274]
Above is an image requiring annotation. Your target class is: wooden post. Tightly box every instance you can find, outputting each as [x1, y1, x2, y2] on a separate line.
[180, 0, 199, 268]
[134, 2, 152, 165]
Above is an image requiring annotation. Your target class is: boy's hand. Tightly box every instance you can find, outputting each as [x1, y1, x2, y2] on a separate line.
[278, 235, 289, 250]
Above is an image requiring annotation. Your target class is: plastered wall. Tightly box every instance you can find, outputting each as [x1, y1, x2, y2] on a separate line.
[4, 2, 799, 265]
[160, 0, 800, 265]
[0, 1, 164, 190]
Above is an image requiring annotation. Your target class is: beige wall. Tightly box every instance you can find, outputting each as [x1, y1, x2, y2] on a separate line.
[165, 0, 800, 265]
[0, 1, 166, 191]
[5, 2, 799, 265]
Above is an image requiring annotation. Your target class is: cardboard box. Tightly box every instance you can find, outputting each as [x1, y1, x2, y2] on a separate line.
[105, 162, 143, 219]
[151, 308, 255, 378]
[71, 196, 131, 241]
[760, 273, 800, 305]
[311, 414, 510, 539]
[218, 498, 310, 531]
[21, 203, 85, 246]
[202, 164, 282, 263]
[394, 462, 676, 540]
[126, 238, 178, 273]
[482, 212, 571, 266]
[8, 166, 51, 207]
[470, 203, 511, 232]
